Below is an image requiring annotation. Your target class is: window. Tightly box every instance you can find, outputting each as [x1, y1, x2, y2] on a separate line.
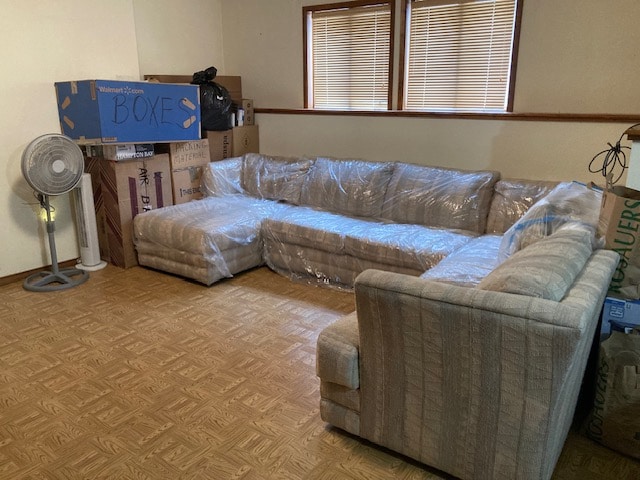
[403, 0, 521, 112]
[304, 1, 394, 111]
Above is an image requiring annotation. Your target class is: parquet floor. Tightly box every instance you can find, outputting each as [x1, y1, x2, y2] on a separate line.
[0, 265, 638, 479]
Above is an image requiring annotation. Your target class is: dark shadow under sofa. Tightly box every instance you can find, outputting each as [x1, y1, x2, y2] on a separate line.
[132, 153, 619, 480]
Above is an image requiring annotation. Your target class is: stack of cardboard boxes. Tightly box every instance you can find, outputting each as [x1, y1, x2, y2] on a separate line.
[56, 76, 258, 269]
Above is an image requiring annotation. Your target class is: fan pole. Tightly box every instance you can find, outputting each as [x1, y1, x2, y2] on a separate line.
[23, 195, 90, 292]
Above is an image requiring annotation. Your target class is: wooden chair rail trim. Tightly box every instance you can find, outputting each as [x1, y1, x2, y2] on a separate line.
[254, 108, 640, 124]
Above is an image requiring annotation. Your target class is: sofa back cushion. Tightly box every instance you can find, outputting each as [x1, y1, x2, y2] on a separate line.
[478, 226, 594, 301]
[242, 153, 315, 204]
[300, 157, 395, 218]
[485, 179, 558, 234]
[201, 157, 244, 197]
[380, 163, 500, 233]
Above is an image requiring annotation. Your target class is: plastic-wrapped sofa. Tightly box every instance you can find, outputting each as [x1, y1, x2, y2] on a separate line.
[133, 153, 557, 287]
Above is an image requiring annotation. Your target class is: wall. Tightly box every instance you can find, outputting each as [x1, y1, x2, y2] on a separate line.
[132, 0, 225, 77]
[0, 0, 140, 278]
[220, 0, 640, 183]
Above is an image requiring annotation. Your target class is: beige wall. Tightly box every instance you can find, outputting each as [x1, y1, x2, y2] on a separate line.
[221, 0, 640, 182]
[133, 0, 225, 77]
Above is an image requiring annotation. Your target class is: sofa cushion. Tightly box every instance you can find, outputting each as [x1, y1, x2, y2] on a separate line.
[478, 226, 594, 301]
[498, 181, 602, 261]
[262, 206, 370, 254]
[381, 163, 500, 233]
[242, 153, 315, 204]
[420, 234, 502, 287]
[344, 223, 475, 271]
[300, 157, 395, 218]
[485, 179, 558, 234]
[316, 312, 360, 389]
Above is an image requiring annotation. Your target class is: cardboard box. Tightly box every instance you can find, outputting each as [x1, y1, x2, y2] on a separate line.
[241, 99, 254, 126]
[100, 154, 173, 268]
[232, 125, 259, 156]
[55, 80, 201, 144]
[602, 296, 640, 335]
[171, 167, 206, 205]
[206, 130, 234, 161]
[167, 139, 210, 169]
[87, 144, 155, 161]
[165, 140, 211, 204]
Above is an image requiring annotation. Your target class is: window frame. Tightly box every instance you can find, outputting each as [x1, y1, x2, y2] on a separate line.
[303, 0, 396, 111]
[398, 0, 524, 112]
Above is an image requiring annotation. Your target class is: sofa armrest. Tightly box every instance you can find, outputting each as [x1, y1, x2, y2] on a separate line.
[353, 250, 618, 480]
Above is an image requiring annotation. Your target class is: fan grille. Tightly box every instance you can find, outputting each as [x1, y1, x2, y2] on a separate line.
[22, 134, 84, 195]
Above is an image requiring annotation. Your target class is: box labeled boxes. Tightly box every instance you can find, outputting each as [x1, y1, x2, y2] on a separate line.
[166, 140, 211, 204]
[55, 80, 201, 143]
[93, 154, 173, 268]
[602, 296, 640, 335]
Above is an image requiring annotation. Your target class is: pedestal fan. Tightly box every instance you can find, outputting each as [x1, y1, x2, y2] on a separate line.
[22, 134, 90, 292]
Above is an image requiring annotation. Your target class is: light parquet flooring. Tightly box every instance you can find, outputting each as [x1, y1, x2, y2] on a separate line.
[0, 265, 638, 479]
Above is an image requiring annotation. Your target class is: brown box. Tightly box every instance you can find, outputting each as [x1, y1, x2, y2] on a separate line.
[166, 139, 211, 204]
[232, 125, 259, 156]
[241, 99, 254, 126]
[206, 130, 234, 161]
[100, 154, 173, 268]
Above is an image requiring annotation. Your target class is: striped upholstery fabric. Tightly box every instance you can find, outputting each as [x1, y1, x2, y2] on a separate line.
[316, 312, 360, 389]
[342, 249, 618, 480]
[381, 163, 499, 233]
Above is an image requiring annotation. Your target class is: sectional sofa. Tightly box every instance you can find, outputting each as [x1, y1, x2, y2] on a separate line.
[133, 153, 561, 288]
[132, 153, 619, 479]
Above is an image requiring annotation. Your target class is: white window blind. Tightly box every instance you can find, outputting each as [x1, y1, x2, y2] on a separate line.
[308, 3, 392, 110]
[404, 0, 517, 112]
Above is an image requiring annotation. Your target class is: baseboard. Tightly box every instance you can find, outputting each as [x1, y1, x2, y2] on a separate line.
[0, 260, 79, 287]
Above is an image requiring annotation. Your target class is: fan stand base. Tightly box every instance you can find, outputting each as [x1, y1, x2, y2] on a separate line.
[23, 267, 89, 292]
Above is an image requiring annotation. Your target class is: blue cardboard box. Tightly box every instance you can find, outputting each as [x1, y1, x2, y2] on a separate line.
[602, 297, 640, 335]
[55, 80, 201, 144]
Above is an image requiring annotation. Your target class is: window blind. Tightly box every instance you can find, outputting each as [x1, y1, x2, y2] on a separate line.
[308, 3, 392, 110]
[404, 0, 517, 112]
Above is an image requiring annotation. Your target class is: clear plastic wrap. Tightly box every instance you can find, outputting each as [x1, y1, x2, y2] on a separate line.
[242, 153, 315, 204]
[201, 157, 244, 197]
[261, 205, 476, 289]
[485, 179, 558, 234]
[498, 181, 603, 262]
[379, 163, 500, 234]
[420, 235, 502, 287]
[138, 151, 580, 289]
[133, 195, 292, 285]
[299, 157, 395, 218]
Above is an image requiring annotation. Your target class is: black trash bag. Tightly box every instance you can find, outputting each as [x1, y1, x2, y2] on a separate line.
[191, 66, 232, 131]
